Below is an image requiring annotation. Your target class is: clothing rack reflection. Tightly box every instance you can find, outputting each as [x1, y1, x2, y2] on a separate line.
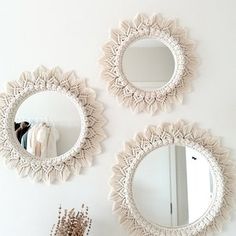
[15, 118, 59, 159]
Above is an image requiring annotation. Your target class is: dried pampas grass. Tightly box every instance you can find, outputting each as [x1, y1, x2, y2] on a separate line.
[50, 205, 92, 236]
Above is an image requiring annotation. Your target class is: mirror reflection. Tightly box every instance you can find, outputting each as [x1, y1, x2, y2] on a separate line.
[133, 145, 214, 227]
[122, 39, 175, 90]
[15, 91, 81, 158]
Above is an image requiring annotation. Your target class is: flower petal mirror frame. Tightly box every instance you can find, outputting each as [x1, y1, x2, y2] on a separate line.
[101, 14, 197, 114]
[110, 121, 235, 236]
[0, 66, 106, 183]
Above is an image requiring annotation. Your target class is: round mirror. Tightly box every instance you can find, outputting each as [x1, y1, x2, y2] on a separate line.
[15, 91, 82, 158]
[122, 39, 175, 90]
[133, 144, 214, 227]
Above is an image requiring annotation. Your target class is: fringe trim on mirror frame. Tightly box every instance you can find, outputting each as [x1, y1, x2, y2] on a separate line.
[110, 120, 236, 236]
[0, 66, 106, 183]
[100, 13, 198, 114]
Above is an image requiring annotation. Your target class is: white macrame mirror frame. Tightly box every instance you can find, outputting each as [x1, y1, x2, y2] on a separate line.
[101, 14, 197, 114]
[0, 66, 106, 183]
[110, 121, 235, 236]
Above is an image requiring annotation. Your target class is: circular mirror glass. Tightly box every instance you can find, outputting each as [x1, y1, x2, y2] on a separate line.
[133, 144, 214, 227]
[122, 39, 175, 90]
[15, 91, 82, 158]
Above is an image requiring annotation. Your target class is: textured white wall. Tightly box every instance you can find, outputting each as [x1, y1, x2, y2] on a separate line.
[0, 0, 235, 235]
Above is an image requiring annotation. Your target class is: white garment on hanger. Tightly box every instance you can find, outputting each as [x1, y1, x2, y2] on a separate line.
[36, 124, 59, 158]
[26, 123, 42, 156]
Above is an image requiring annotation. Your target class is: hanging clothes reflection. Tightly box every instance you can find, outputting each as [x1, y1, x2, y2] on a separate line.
[15, 121, 59, 158]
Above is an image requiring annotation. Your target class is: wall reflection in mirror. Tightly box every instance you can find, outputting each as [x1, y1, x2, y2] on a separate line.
[15, 91, 81, 158]
[133, 145, 214, 227]
[122, 39, 175, 90]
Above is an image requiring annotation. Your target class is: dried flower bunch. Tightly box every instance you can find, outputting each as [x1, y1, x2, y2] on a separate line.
[50, 205, 92, 236]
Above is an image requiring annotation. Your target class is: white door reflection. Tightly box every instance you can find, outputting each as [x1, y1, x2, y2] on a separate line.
[133, 145, 214, 227]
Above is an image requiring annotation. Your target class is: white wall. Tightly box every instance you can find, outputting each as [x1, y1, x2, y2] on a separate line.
[133, 146, 172, 226]
[123, 46, 175, 88]
[0, 0, 235, 236]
